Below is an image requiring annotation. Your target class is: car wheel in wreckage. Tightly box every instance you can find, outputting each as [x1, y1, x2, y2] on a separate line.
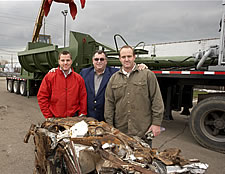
[151, 159, 167, 174]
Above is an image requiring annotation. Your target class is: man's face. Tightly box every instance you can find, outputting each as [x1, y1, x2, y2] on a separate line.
[92, 53, 107, 72]
[58, 54, 72, 72]
[119, 48, 135, 71]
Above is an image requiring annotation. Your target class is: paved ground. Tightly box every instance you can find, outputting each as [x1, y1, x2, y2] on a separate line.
[0, 77, 224, 174]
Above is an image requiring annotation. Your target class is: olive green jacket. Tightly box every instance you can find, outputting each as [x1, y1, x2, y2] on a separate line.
[104, 66, 164, 138]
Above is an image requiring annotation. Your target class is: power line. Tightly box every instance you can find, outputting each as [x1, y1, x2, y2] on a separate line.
[0, 15, 34, 22]
[0, 21, 62, 37]
[0, 48, 21, 53]
[0, 21, 22, 26]
[0, 20, 59, 30]
[0, 12, 61, 28]
[0, 11, 36, 20]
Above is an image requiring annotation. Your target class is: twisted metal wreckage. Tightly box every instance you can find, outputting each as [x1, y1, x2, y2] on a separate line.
[24, 117, 208, 174]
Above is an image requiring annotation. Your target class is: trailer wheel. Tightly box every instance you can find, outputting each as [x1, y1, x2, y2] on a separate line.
[190, 96, 225, 153]
[7, 80, 13, 93]
[20, 81, 27, 96]
[13, 80, 20, 94]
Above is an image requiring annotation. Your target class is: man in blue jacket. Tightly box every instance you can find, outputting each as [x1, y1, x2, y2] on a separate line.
[80, 50, 118, 121]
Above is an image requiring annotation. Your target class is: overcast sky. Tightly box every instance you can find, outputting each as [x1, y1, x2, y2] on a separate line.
[0, 0, 223, 61]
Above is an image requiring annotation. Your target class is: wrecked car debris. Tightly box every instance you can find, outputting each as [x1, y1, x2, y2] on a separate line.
[24, 117, 208, 174]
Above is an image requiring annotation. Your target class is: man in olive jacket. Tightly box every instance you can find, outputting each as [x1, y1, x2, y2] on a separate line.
[104, 45, 164, 141]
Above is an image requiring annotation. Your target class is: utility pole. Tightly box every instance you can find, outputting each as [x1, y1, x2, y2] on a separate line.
[43, 17, 46, 43]
[61, 10, 68, 47]
[11, 54, 13, 72]
[218, 0, 225, 65]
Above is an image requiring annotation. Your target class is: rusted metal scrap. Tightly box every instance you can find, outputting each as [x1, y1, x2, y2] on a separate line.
[24, 117, 208, 174]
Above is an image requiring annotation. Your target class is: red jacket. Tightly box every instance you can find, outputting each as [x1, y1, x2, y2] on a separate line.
[37, 68, 87, 118]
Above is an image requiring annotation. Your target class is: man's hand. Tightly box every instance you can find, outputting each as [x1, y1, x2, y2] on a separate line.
[49, 68, 57, 73]
[78, 114, 85, 117]
[45, 117, 55, 122]
[137, 63, 148, 70]
[147, 125, 161, 137]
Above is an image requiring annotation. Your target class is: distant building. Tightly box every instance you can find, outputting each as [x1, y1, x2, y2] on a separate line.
[4, 62, 21, 73]
[0, 65, 4, 72]
[0, 59, 9, 65]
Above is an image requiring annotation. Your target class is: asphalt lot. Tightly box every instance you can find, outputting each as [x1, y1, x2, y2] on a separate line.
[0, 77, 224, 174]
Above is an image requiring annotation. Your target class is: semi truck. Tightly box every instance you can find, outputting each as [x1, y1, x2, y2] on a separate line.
[6, 1, 225, 153]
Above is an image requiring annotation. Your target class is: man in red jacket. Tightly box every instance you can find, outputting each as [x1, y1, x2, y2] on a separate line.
[37, 51, 87, 119]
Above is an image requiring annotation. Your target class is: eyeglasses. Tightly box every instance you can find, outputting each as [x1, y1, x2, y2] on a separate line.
[94, 58, 105, 61]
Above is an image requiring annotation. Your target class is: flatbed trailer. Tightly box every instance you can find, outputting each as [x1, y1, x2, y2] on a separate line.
[151, 70, 225, 153]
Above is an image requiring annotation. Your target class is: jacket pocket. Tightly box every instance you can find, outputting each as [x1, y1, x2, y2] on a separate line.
[132, 81, 148, 95]
[111, 83, 125, 99]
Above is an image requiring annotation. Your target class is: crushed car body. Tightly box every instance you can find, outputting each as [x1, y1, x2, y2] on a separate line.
[24, 117, 208, 174]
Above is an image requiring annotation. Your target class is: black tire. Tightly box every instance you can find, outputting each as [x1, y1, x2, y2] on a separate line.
[20, 81, 27, 96]
[7, 80, 13, 93]
[13, 80, 20, 94]
[190, 96, 225, 153]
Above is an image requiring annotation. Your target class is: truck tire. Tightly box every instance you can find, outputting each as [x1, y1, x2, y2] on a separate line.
[13, 80, 20, 94]
[189, 96, 225, 153]
[7, 80, 13, 93]
[20, 81, 27, 96]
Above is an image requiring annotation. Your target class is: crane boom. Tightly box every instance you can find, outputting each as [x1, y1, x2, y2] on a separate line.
[32, 0, 46, 43]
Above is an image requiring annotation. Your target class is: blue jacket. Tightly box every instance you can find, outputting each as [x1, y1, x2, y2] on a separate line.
[80, 66, 118, 121]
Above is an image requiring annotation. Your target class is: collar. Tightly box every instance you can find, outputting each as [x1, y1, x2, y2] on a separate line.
[94, 68, 106, 75]
[60, 67, 72, 78]
[121, 63, 136, 77]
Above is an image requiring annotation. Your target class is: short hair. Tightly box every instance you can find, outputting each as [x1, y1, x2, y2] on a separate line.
[58, 51, 72, 60]
[92, 50, 107, 59]
[119, 45, 135, 57]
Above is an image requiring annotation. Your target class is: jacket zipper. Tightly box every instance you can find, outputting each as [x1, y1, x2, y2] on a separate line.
[65, 77, 67, 116]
